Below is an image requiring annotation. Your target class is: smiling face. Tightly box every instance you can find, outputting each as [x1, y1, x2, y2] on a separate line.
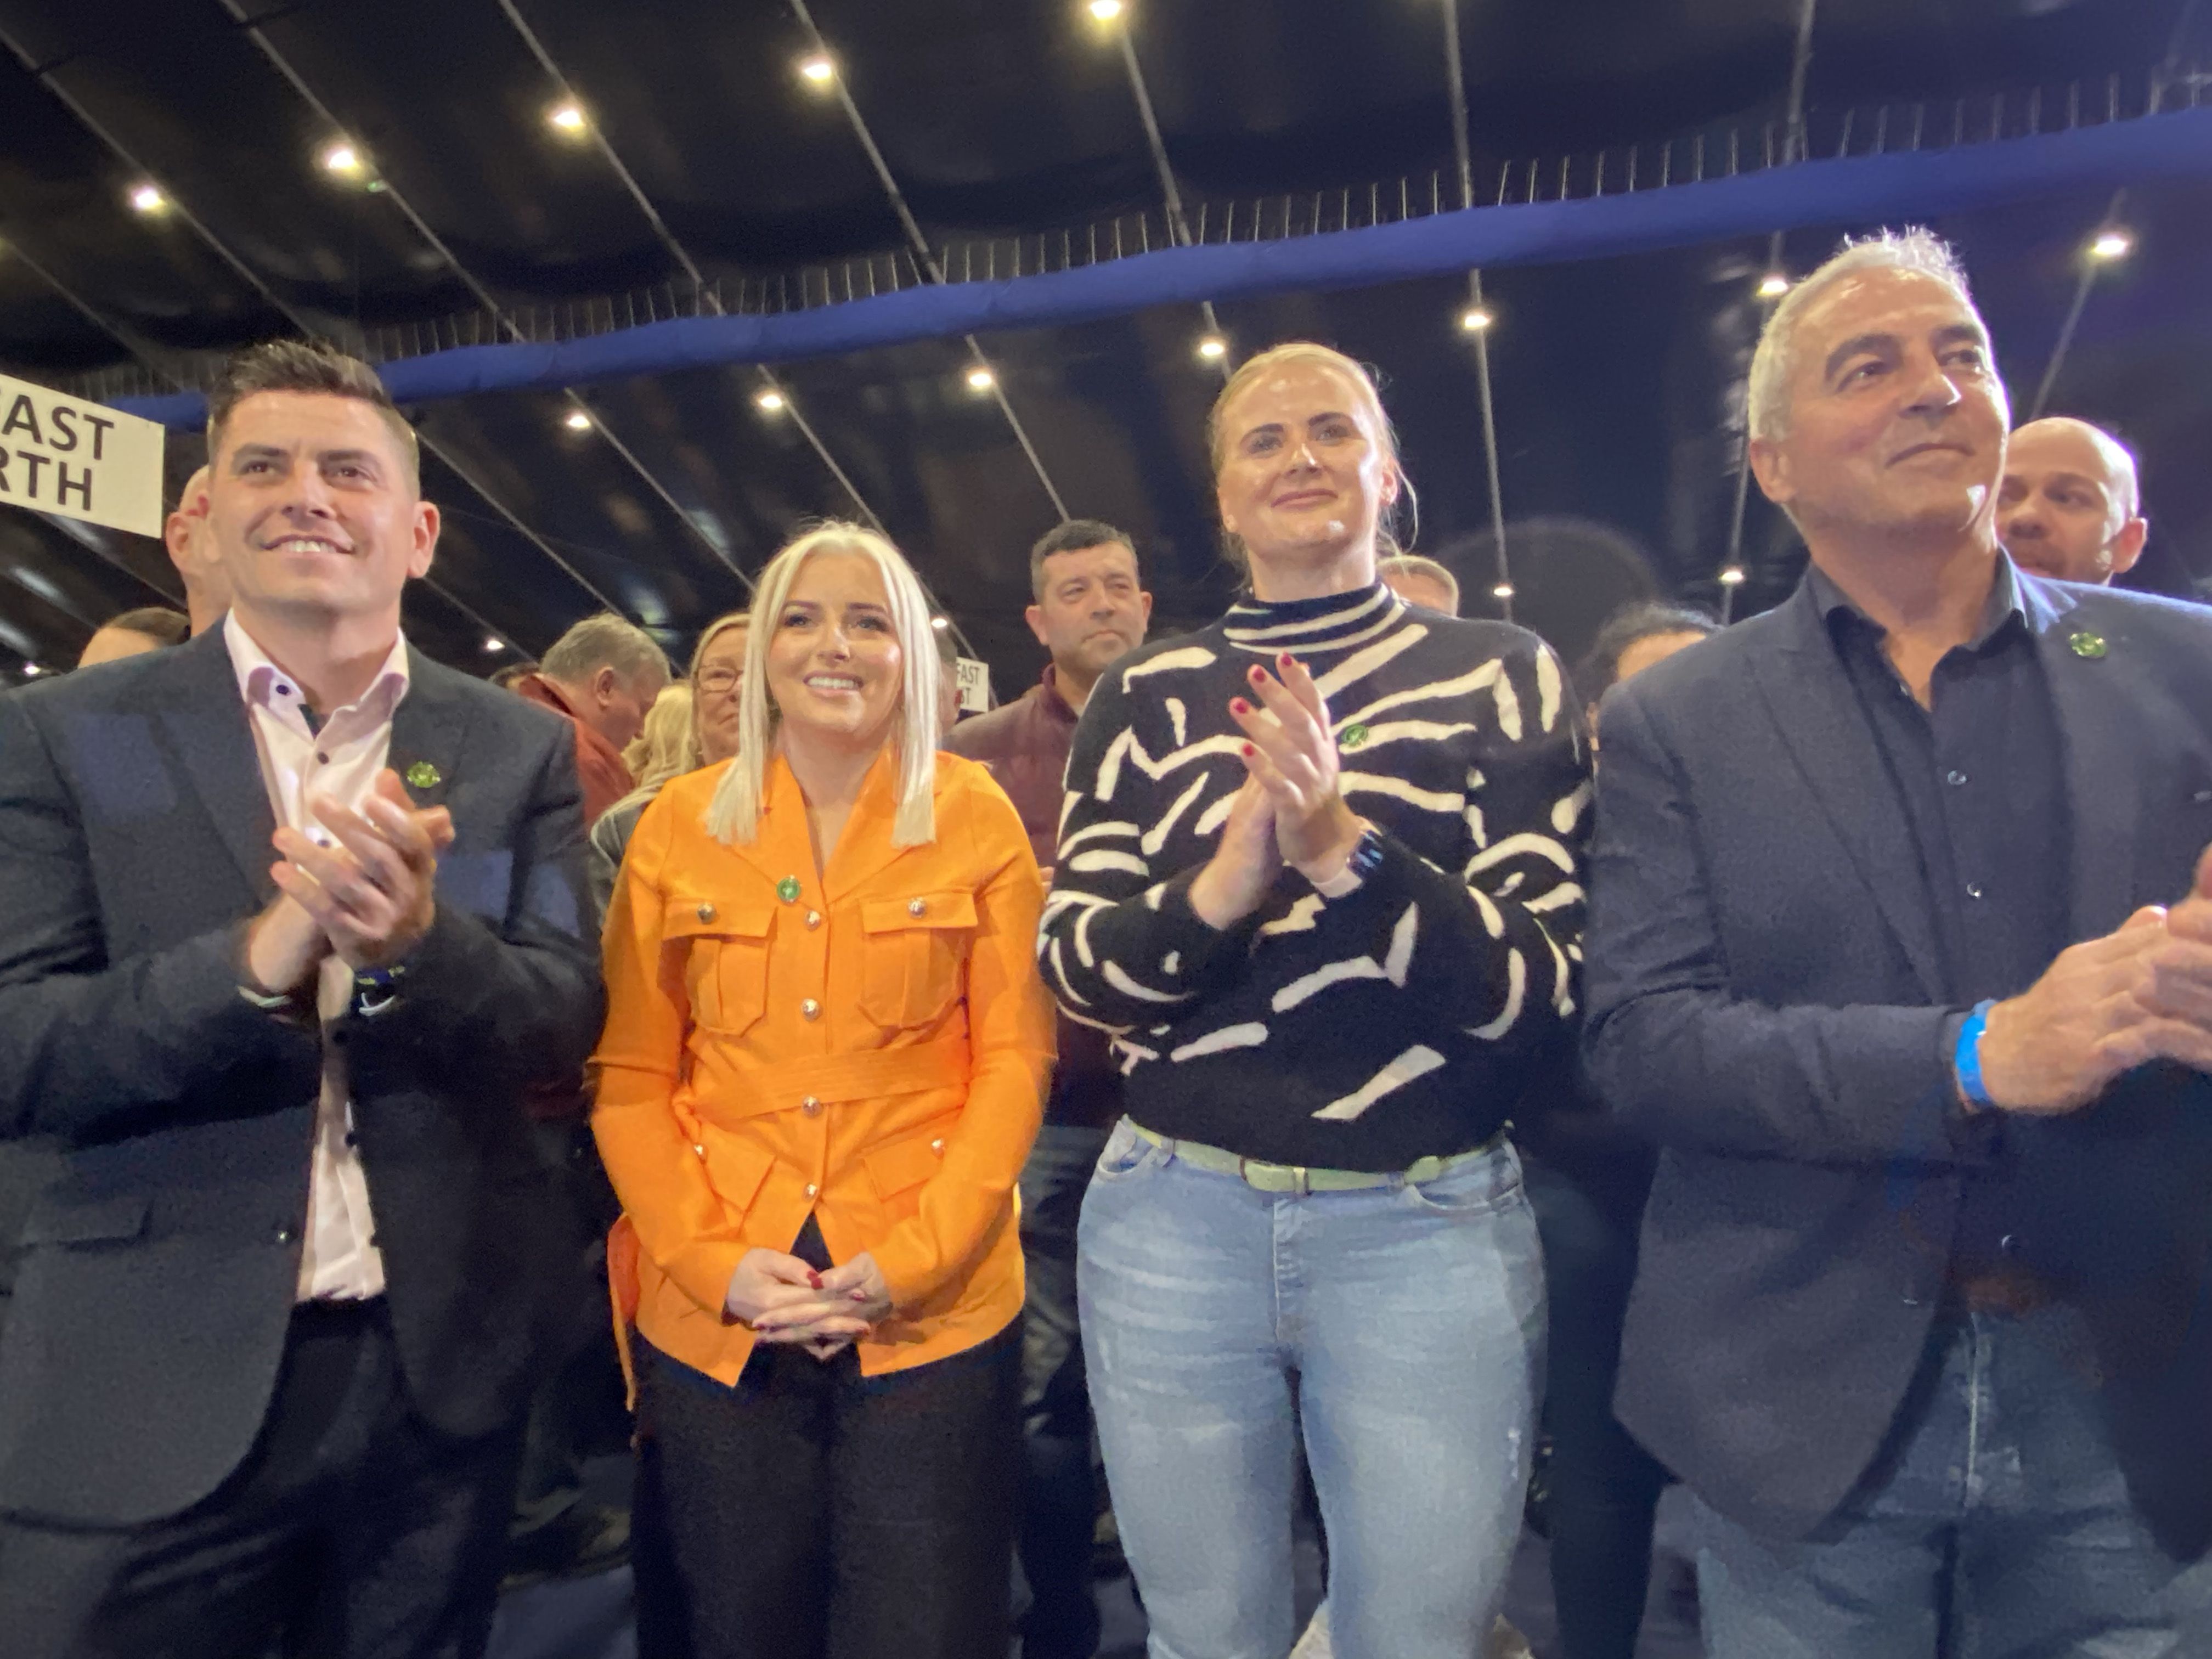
[1748, 268, 2008, 551]
[1214, 359, 1400, 590]
[205, 391, 437, 632]
[692, 618, 749, 765]
[765, 551, 904, 755]
[1998, 417, 2146, 584]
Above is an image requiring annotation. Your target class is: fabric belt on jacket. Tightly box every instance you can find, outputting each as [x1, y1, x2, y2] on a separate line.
[684, 1032, 971, 1132]
[1125, 1120, 1511, 1194]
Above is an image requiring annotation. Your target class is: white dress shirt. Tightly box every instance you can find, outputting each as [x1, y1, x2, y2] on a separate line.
[223, 613, 411, 1303]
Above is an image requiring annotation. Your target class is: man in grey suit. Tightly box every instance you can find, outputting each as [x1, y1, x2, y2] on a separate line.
[0, 340, 603, 1658]
[1584, 231, 2212, 1654]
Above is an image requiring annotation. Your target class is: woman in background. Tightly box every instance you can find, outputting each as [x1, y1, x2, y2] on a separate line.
[594, 524, 1053, 1659]
[588, 612, 748, 921]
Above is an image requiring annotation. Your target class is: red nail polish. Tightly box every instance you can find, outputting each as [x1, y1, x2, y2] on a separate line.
[1249, 665, 1266, 684]
[1230, 697, 1250, 715]
[1279, 651, 1295, 667]
[1241, 742, 1256, 757]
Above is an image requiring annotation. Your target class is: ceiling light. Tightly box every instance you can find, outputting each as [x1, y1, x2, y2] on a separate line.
[20, 663, 41, 676]
[754, 388, 786, 411]
[1459, 306, 1493, 332]
[2088, 229, 2133, 261]
[547, 102, 587, 136]
[966, 365, 996, 392]
[1718, 566, 1747, 586]
[799, 54, 834, 85]
[1087, 0, 1125, 19]
[1196, 334, 1227, 360]
[930, 615, 951, 630]
[483, 636, 505, 653]
[1491, 582, 1514, 600]
[564, 410, 592, 432]
[321, 142, 363, 177]
[1757, 272, 1791, 298]
[128, 184, 166, 214]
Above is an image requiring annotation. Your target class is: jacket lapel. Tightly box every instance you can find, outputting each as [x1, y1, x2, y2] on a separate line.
[155, 629, 280, 903]
[1747, 580, 1946, 1002]
[2024, 575, 2141, 941]
[387, 648, 469, 817]
[824, 751, 916, 902]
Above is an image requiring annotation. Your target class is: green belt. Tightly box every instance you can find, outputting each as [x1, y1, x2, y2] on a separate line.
[1125, 1121, 1510, 1195]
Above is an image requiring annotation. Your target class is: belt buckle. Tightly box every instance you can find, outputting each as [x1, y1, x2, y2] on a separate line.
[1238, 1158, 1309, 1195]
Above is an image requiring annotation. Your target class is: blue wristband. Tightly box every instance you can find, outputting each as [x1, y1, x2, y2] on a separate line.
[1954, 998, 1999, 1109]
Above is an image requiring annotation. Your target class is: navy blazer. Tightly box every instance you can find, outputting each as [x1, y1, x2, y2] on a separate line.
[0, 627, 604, 1527]
[1583, 567, 2212, 1554]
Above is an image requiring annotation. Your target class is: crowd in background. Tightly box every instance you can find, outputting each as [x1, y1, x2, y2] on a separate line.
[0, 224, 2208, 1659]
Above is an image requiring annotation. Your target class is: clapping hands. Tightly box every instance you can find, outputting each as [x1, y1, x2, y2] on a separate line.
[244, 768, 454, 994]
[1978, 844, 2212, 1113]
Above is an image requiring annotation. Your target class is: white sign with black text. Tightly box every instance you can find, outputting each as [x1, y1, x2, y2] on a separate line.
[955, 656, 991, 715]
[0, 373, 166, 539]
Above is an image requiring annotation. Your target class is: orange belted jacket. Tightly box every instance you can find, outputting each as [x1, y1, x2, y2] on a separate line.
[592, 750, 1055, 1384]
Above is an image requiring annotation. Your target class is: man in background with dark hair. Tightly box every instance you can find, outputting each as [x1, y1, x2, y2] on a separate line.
[945, 516, 1149, 1659]
[0, 337, 601, 1659]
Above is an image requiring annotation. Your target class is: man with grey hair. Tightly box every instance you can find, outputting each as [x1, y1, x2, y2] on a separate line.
[1376, 552, 1460, 616]
[513, 613, 670, 822]
[1999, 415, 2148, 585]
[1585, 228, 2212, 1654]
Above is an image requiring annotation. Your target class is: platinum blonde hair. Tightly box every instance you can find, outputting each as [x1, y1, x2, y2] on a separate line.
[1746, 228, 1975, 444]
[704, 524, 940, 848]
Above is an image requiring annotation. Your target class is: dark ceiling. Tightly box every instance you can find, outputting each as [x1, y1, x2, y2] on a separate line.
[0, 0, 2205, 696]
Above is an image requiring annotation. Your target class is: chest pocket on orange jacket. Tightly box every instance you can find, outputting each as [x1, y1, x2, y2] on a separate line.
[663, 896, 774, 1037]
[857, 890, 976, 1030]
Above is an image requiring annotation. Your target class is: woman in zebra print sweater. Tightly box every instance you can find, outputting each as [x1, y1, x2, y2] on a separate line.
[1040, 343, 1591, 1658]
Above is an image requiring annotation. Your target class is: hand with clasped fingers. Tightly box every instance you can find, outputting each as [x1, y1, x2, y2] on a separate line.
[241, 769, 456, 996]
[728, 1249, 894, 1364]
[1977, 845, 2212, 1114]
[1190, 651, 1371, 929]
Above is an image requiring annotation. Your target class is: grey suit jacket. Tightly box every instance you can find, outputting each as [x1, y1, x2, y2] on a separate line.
[0, 626, 604, 1527]
[1583, 569, 2212, 1555]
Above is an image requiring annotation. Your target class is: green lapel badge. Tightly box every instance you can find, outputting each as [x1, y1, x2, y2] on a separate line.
[1339, 723, 1372, 751]
[776, 875, 802, 904]
[404, 760, 442, 790]
[2067, 630, 2108, 660]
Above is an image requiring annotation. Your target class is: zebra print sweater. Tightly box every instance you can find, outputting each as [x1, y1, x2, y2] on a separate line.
[1039, 582, 1591, 1171]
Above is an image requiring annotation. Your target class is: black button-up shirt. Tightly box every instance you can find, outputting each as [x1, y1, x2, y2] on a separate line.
[1810, 557, 2071, 1271]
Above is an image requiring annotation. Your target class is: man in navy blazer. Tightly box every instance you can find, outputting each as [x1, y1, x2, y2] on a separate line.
[1584, 230, 2212, 1654]
[0, 341, 603, 1658]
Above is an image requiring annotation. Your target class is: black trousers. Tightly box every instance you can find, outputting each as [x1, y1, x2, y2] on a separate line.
[634, 1322, 1022, 1659]
[0, 1299, 524, 1659]
[1525, 1155, 1675, 1659]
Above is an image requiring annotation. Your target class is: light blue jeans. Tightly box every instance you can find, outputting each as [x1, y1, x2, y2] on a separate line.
[1692, 1305, 2212, 1657]
[1078, 1118, 1545, 1659]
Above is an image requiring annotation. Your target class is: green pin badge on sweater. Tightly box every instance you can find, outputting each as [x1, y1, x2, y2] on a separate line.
[404, 760, 441, 790]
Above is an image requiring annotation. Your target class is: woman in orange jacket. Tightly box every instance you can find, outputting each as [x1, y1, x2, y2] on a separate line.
[592, 523, 1054, 1659]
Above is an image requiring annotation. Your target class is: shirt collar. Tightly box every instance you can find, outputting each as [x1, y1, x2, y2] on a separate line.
[1808, 554, 2025, 653]
[1038, 663, 1080, 724]
[223, 611, 411, 726]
